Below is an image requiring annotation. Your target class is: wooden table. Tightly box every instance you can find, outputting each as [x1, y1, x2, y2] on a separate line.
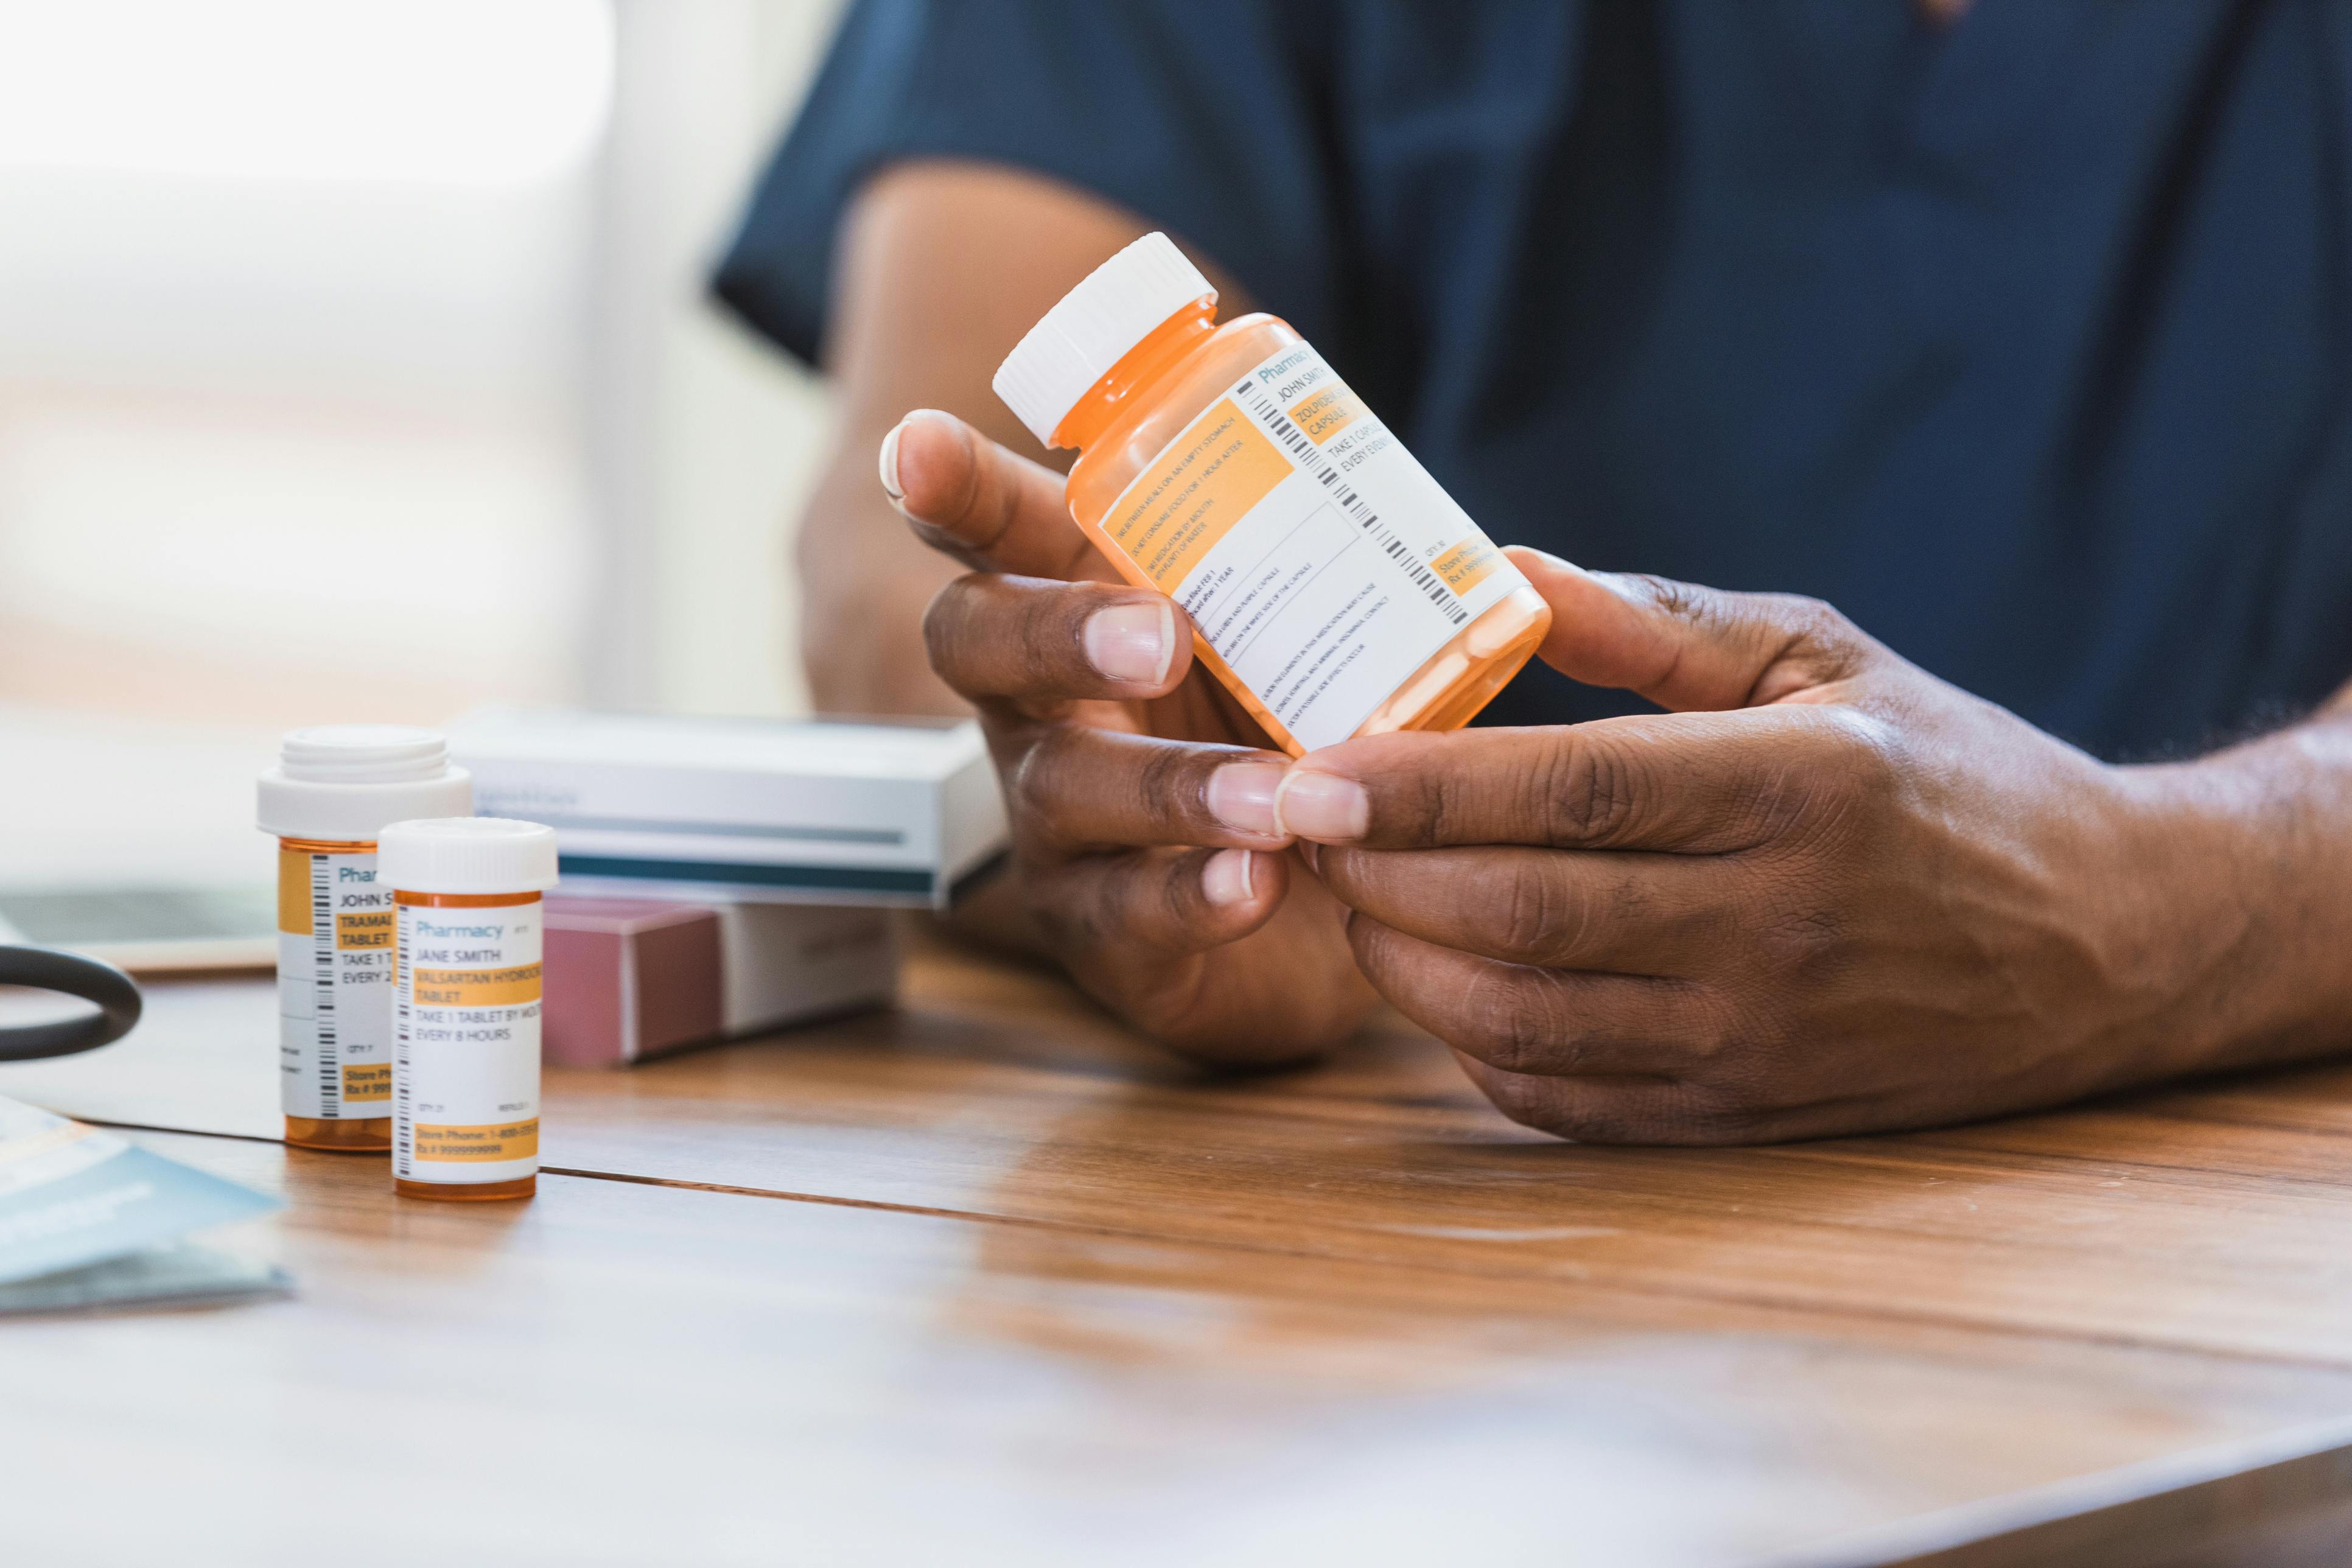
[6, 930, 2352, 1566]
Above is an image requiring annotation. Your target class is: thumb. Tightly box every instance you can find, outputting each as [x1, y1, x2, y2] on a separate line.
[884, 409, 1113, 583]
[1505, 547, 1877, 712]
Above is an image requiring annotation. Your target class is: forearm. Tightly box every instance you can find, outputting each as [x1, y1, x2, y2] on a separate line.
[797, 161, 1258, 719]
[796, 453, 966, 716]
[2130, 680, 2352, 1076]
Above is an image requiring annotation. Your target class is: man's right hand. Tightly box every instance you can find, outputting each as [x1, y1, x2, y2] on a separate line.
[885, 409, 1376, 1065]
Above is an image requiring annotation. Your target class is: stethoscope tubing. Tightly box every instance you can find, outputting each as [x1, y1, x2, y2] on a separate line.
[0, 946, 143, 1062]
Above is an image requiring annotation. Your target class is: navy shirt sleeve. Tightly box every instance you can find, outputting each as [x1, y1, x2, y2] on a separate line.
[712, 0, 1346, 368]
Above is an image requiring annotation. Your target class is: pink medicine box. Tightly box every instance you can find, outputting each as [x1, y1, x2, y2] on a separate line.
[540, 897, 897, 1068]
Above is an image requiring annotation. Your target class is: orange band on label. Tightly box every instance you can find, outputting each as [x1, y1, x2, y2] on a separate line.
[278, 850, 310, 935]
[1431, 538, 1503, 597]
[1104, 399, 1293, 592]
[341, 1063, 392, 1103]
[409, 964, 542, 1008]
[337, 910, 394, 950]
[1287, 382, 1368, 446]
[410, 1119, 538, 1162]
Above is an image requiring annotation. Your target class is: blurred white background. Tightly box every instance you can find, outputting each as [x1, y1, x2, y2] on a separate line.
[0, 0, 844, 887]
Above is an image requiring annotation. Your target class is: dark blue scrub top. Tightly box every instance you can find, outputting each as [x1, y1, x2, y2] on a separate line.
[715, 0, 2352, 761]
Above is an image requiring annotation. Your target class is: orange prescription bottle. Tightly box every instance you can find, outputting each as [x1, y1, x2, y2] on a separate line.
[993, 233, 1552, 757]
[380, 817, 556, 1202]
[256, 727, 472, 1152]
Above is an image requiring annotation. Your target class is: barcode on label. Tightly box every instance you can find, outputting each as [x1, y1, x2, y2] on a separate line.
[393, 908, 411, 1179]
[1235, 380, 1468, 627]
[310, 853, 338, 1116]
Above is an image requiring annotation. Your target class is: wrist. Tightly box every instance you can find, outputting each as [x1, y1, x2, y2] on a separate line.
[2115, 709, 2352, 1074]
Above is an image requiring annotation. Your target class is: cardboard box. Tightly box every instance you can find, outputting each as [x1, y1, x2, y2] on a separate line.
[542, 896, 897, 1067]
[449, 710, 1007, 911]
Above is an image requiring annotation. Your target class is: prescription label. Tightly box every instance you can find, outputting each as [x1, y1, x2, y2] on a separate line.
[276, 848, 394, 1122]
[410, 1120, 540, 1162]
[1101, 345, 1528, 752]
[393, 900, 541, 1186]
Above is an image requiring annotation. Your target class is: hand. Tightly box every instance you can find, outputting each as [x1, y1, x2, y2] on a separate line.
[887, 411, 1376, 1064]
[1280, 548, 2306, 1143]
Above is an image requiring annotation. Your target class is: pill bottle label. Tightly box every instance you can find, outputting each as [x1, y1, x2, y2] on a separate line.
[276, 847, 396, 1120]
[393, 899, 542, 1185]
[1098, 344, 1530, 752]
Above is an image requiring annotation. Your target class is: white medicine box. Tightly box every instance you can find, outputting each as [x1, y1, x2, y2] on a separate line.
[447, 710, 1008, 911]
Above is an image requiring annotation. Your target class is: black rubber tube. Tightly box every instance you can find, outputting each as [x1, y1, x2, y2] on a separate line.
[0, 946, 143, 1062]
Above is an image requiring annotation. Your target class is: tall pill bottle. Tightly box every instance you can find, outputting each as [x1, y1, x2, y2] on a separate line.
[380, 817, 556, 1202]
[993, 233, 1551, 757]
[256, 727, 472, 1152]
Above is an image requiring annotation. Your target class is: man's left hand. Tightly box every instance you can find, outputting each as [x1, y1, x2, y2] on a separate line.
[1277, 548, 2349, 1143]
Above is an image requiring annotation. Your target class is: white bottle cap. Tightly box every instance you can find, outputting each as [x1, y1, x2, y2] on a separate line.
[992, 232, 1217, 449]
[256, 726, 473, 842]
[378, 817, 558, 896]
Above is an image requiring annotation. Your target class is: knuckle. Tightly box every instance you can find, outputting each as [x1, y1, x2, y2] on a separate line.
[1538, 735, 1642, 847]
[1477, 1074, 1651, 1144]
[1681, 985, 1758, 1065]
[1620, 572, 1703, 622]
[1758, 592, 1873, 682]
[1751, 900, 1846, 981]
[1362, 734, 1475, 849]
[1493, 862, 1578, 963]
[1756, 589, 1832, 626]
[1475, 1067, 1559, 1131]
[1668, 1004, 1790, 1125]
[1742, 709, 1901, 839]
[1555, 1102, 1663, 1144]
[1462, 974, 1567, 1074]
[1016, 860, 1085, 948]
[1495, 1080, 1742, 1147]
[1066, 853, 1186, 960]
[1006, 725, 1081, 836]
[1131, 737, 1202, 827]
[1628, 574, 1759, 655]
[1781, 592, 1860, 647]
[1027, 857, 1146, 961]
[1810, 709, 1905, 812]
[1311, 844, 1368, 901]
[1649, 1086, 1766, 1146]
[1017, 579, 1088, 682]
[919, 578, 977, 681]
[1342, 905, 1402, 981]
[1841, 716, 1908, 800]
[1157, 852, 1202, 926]
[1398, 765, 1459, 849]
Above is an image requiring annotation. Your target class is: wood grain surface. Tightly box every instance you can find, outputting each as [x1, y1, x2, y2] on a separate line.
[7, 929, 2352, 1565]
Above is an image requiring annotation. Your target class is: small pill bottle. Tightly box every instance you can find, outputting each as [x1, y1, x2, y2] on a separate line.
[379, 817, 557, 1202]
[256, 727, 472, 1152]
[992, 233, 1552, 757]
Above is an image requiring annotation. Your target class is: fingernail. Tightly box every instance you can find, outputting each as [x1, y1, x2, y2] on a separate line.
[877, 421, 907, 502]
[1202, 849, 1256, 906]
[1204, 762, 1284, 838]
[880, 410, 958, 514]
[1083, 600, 1174, 685]
[1273, 770, 1369, 842]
